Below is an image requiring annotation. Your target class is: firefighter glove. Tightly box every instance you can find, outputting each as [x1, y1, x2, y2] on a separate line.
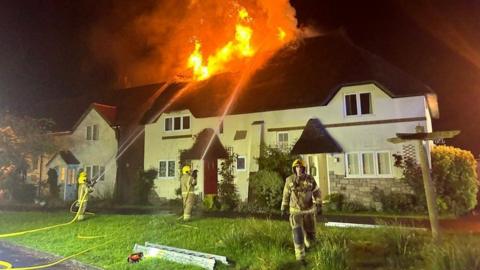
[316, 204, 322, 216]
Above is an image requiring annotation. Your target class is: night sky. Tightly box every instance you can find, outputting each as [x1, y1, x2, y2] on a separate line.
[1, 0, 480, 155]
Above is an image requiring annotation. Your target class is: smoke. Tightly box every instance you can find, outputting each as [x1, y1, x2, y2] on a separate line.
[88, 0, 299, 87]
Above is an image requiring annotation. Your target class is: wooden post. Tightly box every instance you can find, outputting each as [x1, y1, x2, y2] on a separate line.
[388, 128, 459, 241]
[417, 139, 440, 241]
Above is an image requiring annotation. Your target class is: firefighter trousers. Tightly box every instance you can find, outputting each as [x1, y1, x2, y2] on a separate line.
[289, 212, 316, 261]
[182, 192, 195, 221]
[77, 183, 89, 221]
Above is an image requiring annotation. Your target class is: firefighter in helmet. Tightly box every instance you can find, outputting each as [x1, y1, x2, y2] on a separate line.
[76, 169, 90, 221]
[281, 159, 322, 263]
[180, 165, 198, 221]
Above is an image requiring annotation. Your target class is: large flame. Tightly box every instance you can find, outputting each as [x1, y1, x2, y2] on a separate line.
[187, 6, 290, 81]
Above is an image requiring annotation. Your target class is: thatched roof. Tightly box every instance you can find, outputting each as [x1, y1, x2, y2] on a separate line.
[180, 128, 228, 160]
[291, 118, 343, 154]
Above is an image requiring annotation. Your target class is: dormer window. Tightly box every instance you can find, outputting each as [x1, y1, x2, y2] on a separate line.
[345, 93, 372, 116]
[164, 115, 190, 132]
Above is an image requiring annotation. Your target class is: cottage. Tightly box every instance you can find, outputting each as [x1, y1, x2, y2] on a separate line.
[143, 33, 439, 206]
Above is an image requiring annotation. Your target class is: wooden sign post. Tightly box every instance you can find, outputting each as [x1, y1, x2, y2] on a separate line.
[388, 126, 460, 241]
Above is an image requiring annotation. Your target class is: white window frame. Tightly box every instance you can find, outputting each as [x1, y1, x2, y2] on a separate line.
[236, 156, 246, 171]
[277, 132, 289, 149]
[164, 115, 191, 132]
[84, 165, 105, 182]
[345, 151, 392, 178]
[376, 151, 393, 176]
[158, 160, 176, 179]
[86, 125, 99, 141]
[343, 92, 373, 117]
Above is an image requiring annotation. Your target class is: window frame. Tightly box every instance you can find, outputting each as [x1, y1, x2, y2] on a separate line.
[376, 151, 393, 176]
[236, 156, 246, 171]
[277, 132, 289, 149]
[164, 115, 191, 132]
[158, 160, 176, 179]
[345, 151, 392, 178]
[343, 91, 373, 117]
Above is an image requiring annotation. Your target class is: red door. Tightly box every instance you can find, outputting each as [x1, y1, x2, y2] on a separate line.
[203, 159, 218, 195]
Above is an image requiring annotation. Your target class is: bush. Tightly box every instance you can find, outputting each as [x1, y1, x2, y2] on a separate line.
[1, 177, 36, 203]
[256, 144, 299, 180]
[431, 146, 478, 215]
[248, 170, 284, 211]
[396, 145, 479, 216]
[371, 187, 418, 213]
[342, 200, 368, 212]
[203, 194, 220, 210]
[132, 169, 157, 204]
[325, 193, 345, 211]
[218, 152, 240, 211]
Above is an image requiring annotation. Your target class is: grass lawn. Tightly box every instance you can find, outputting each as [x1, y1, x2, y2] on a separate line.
[0, 211, 479, 269]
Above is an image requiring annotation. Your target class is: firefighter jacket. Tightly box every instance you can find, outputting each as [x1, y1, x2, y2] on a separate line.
[180, 174, 197, 195]
[281, 173, 321, 214]
[78, 172, 88, 185]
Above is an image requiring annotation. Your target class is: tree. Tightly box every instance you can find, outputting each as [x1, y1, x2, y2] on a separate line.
[0, 113, 59, 200]
[218, 151, 240, 210]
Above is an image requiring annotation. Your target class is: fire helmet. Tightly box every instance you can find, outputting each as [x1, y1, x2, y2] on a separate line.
[292, 159, 305, 174]
[182, 165, 191, 175]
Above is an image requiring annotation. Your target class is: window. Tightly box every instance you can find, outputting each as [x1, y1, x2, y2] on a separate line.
[377, 152, 391, 175]
[86, 125, 99, 140]
[278, 132, 289, 149]
[159, 160, 176, 178]
[344, 93, 372, 116]
[346, 153, 360, 175]
[346, 151, 392, 177]
[237, 156, 246, 171]
[182, 116, 190, 129]
[84, 165, 105, 182]
[345, 94, 358, 116]
[165, 118, 172, 131]
[164, 116, 190, 132]
[174, 117, 181, 130]
[362, 153, 375, 175]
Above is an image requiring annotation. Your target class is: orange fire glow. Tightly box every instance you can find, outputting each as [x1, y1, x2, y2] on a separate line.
[187, 6, 292, 81]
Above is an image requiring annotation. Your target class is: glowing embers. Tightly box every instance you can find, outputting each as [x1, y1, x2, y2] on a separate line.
[186, 7, 256, 81]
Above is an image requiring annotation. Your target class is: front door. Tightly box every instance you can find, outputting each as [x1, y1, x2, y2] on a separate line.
[203, 159, 218, 195]
[307, 154, 329, 200]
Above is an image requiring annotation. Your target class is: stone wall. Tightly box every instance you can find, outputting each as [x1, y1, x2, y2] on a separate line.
[329, 172, 413, 209]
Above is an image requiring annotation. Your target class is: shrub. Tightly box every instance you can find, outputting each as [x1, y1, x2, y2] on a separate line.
[1, 176, 36, 203]
[132, 168, 157, 204]
[203, 194, 220, 210]
[325, 193, 345, 211]
[431, 146, 478, 215]
[342, 200, 368, 212]
[248, 170, 284, 211]
[395, 145, 479, 216]
[256, 144, 299, 180]
[218, 151, 240, 210]
[371, 187, 418, 213]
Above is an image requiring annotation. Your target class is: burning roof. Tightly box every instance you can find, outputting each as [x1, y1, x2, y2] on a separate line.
[143, 32, 433, 122]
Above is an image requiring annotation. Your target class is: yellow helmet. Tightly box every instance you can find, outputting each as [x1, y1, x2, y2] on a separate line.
[182, 165, 191, 175]
[292, 159, 305, 174]
[80, 171, 87, 177]
[292, 159, 305, 168]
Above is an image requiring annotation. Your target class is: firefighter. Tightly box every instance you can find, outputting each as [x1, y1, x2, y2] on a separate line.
[281, 159, 322, 263]
[76, 169, 89, 221]
[180, 165, 197, 221]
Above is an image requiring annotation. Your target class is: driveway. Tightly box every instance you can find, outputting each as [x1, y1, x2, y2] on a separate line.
[0, 241, 100, 270]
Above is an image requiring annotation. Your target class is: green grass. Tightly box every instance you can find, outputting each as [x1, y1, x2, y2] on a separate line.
[0, 211, 478, 269]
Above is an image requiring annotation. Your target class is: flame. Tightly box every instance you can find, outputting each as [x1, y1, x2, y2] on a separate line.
[278, 27, 286, 41]
[186, 7, 257, 80]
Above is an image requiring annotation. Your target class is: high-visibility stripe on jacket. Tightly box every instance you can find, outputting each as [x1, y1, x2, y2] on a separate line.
[281, 173, 321, 213]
